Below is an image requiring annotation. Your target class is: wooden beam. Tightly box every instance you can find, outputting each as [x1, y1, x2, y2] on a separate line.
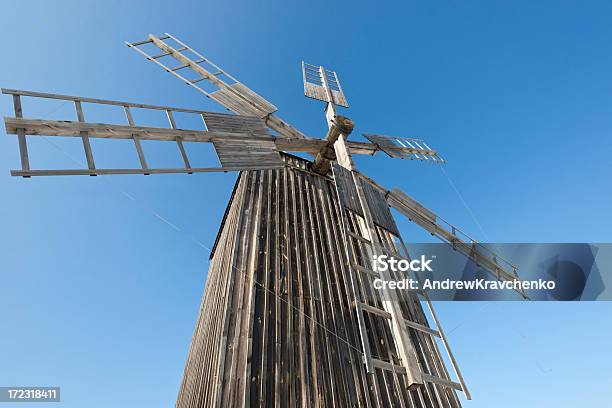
[386, 187, 527, 298]
[166, 110, 192, 174]
[132, 135, 149, 174]
[4, 118, 380, 158]
[12, 95, 30, 174]
[11, 165, 281, 177]
[74, 101, 96, 172]
[2, 88, 220, 115]
[352, 172, 424, 388]
[176, 136, 192, 173]
[123, 106, 149, 175]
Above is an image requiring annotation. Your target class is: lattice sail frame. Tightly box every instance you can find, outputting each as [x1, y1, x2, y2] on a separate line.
[2, 88, 287, 177]
[126, 33, 308, 140]
[302, 61, 349, 108]
[364, 133, 445, 163]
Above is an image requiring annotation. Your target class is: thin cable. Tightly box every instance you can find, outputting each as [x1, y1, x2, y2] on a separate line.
[439, 166, 489, 242]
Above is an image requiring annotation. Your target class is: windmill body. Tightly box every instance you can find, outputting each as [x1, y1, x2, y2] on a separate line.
[2, 33, 526, 407]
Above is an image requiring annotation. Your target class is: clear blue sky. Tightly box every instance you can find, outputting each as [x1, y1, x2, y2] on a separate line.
[1, 1, 611, 407]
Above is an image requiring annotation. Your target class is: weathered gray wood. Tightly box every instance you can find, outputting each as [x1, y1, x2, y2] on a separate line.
[3, 37, 473, 407]
[12, 95, 30, 173]
[4, 117, 273, 143]
[176, 137, 192, 173]
[147, 34, 277, 119]
[166, 110, 192, 173]
[127, 34, 308, 139]
[351, 172, 423, 389]
[387, 187, 526, 298]
[74, 101, 96, 172]
[166, 109, 177, 129]
[5, 115, 378, 156]
[364, 134, 444, 163]
[302, 63, 349, 107]
[2, 88, 222, 115]
[212, 138, 283, 169]
[123, 106, 148, 174]
[10, 166, 280, 177]
[420, 291, 470, 399]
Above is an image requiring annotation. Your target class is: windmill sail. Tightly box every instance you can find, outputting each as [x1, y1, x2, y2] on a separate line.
[126, 33, 308, 139]
[387, 188, 527, 298]
[364, 133, 445, 163]
[302, 61, 349, 107]
[3, 89, 288, 176]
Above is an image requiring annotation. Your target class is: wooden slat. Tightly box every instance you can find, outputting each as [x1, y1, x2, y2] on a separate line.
[359, 302, 392, 319]
[171, 154, 463, 407]
[4, 118, 339, 157]
[387, 187, 526, 298]
[370, 358, 406, 374]
[420, 291, 470, 398]
[201, 111, 269, 136]
[10, 165, 281, 177]
[421, 373, 463, 391]
[128, 34, 308, 139]
[176, 136, 192, 173]
[2, 87, 220, 115]
[361, 176, 400, 235]
[148, 35, 276, 118]
[302, 65, 349, 107]
[133, 135, 148, 174]
[74, 101, 96, 172]
[363, 133, 444, 163]
[124, 106, 149, 174]
[166, 110, 192, 173]
[351, 171, 424, 388]
[212, 138, 283, 169]
[12, 95, 30, 173]
[166, 109, 177, 129]
[352, 263, 380, 278]
[332, 162, 362, 215]
[403, 318, 440, 338]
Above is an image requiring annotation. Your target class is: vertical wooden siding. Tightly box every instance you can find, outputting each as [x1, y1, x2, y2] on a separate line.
[176, 154, 460, 408]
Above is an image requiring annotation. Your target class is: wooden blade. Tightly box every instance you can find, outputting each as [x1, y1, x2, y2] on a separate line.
[386, 187, 528, 298]
[302, 62, 349, 107]
[2, 89, 387, 177]
[2, 89, 310, 177]
[126, 33, 309, 140]
[364, 133, 445, 163]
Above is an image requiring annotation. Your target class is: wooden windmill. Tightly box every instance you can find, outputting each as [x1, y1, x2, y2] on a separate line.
[3, 33, 527, 408]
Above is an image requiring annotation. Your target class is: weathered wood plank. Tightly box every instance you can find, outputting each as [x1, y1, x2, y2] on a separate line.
[74, 101, 96, 171]
[10, 165, 282, 177]
[12, 95, 30, 173]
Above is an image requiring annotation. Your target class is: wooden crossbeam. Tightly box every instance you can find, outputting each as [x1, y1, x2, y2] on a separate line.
[4, 117, 379, 156]
[11, 166, 281, 177]
[2, 88, 216, 115]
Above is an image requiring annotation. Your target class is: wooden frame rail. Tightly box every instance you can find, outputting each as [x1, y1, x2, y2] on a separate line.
[3, 88, 387, 177]
[386, 188, 527, 298]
